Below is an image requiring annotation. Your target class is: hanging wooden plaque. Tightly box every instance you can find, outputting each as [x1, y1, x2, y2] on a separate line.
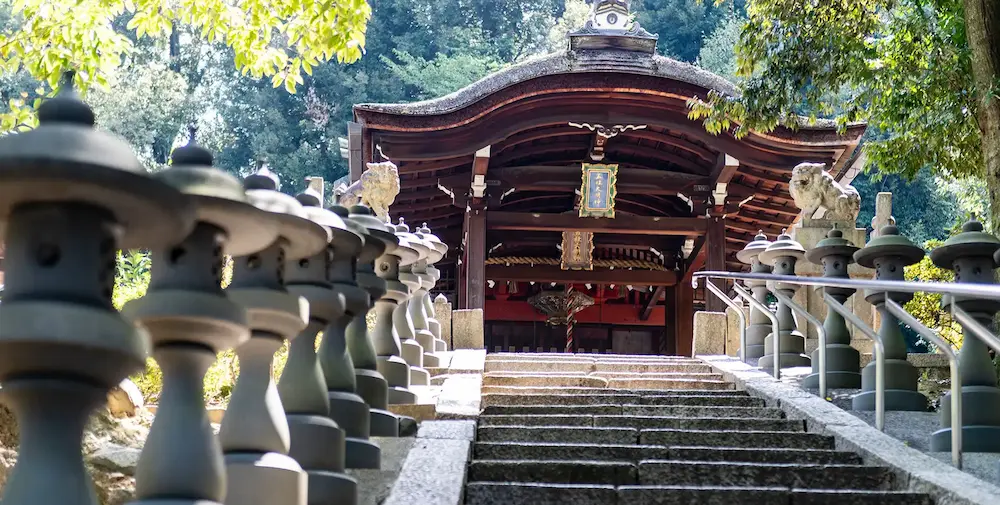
[579, 163, 617, 218]
[560, 231, 595, 270]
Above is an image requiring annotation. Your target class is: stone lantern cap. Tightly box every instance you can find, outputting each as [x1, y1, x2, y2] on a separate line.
[418, 223, 447, 264]
[759, 229, 806, 265]
[0, 70, 195, 249]
[243, 164, 329, 260]
[349, 205, 396, 263]
[389, 217, 420, 267]
[158, 127, 280, 257]
[805, 227, 859, 266]
[735, 230, 772, 265]
[853, 225, 924, 268]
[931, 220, 1000, 269]
[295, 187, 362, 254]
[395, 217, 428, 265]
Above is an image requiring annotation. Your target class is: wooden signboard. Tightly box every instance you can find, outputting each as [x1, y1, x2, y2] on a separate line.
[579, 163, 618, 218]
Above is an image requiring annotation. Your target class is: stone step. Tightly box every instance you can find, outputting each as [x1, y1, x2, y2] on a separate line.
[478, 415, 801, 431]
[481, 404, 625, 416]
[483, 360, 715, 374]
[482, 374, 609, 388]
[594, 362, 714, 373]
[606, 378, 734, 390]
[477, 426, 637, 444]
[482, 393, 641, 407]
[593, 416, 803, 432]
[479, 415, 594, 427]
[482, 393, 759, 408]
[620, 486, 933, 505]
[481, 387, 747, 396]
[469, 460, 637, 485]
[592, 371, 725, 379]
[620, 405, 784, 419]
[466, 483, 933, 505]
[639, 461, 894, 490]
[472, 442, 860, 465]
[485, 353, 701, 362]
[474, 442, 670, 462]
[668, 446, 861, 465]
[641, 395, 764, 407]
[640, 429, 835, 450]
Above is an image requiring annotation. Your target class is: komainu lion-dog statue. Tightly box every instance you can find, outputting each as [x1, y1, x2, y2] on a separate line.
[335, 160, 401, 223]
[789, 162, 861, 221]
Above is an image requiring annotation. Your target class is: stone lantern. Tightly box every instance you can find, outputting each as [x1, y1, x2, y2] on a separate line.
[0, 71, 195, 505]
[374, 219, 420, 405]
[276, 185, 363, 503]
[221, 165, 331, 505]
[410, 223, 447, 367]
[320, 199, 382, 469]
[930, 219, 1000, 451]
[802, 227, 862, 389]
[124, 130, 279, 505]
[757, 229, 810, 369]
[852, 225, 927, 411]
[346, 206, 402, 435]
[735, 231, 773, 360]
[421, 224, 449, 353]
[393, 218, 432, 386]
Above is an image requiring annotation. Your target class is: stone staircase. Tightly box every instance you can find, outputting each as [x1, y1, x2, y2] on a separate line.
[466, 353, 935, 505]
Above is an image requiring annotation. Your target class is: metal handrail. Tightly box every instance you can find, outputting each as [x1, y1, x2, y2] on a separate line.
[771, 290, 828, 401]
[703, 281, 747, 361]
[886, 296, 962, 469]
[822, 292, 887, 433]
[694, 271, 1000, 300]
[693, 270, 982, 470]
[950, 304, 1000, 354]
[732, 283, 782, 380]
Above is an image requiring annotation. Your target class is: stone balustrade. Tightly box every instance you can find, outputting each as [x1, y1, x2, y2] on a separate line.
[0, 75, 454, 505]
[699, 219, 1000, 456]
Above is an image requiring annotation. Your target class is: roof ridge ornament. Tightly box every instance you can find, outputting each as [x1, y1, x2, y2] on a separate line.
[570, 0, 658, 54]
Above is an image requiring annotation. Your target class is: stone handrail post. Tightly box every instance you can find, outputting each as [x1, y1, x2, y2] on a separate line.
[124, 131, 281, 505]
[221, 166, 330, 505]
[0, 71, 196, 505]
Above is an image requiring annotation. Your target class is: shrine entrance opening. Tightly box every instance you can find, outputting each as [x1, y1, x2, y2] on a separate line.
[348, 1, 865, 355]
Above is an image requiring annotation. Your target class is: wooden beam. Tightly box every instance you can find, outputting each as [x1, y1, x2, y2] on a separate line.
[488, 230, 679, 249]
[740, 198, 799, 216]
[710, 153, 741, 185]
[488, 212, 707, 236]
[640, 285, 666, 321]
[490, 165, 709, 196]
[485, 265, 678, 286]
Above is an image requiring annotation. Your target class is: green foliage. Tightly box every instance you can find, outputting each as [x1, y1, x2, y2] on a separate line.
[114, 250, 272, 406]
[698, 10, 743, 82]
[852, 167, 961, 247]
[903, 241, 963, 348]
[688, 0, 982, 181]
[0, 0, 372, 132]
[383, 49, 502, 100]
[635, 0, 745, 61]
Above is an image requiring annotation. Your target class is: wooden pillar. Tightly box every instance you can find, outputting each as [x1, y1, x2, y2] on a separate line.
[705, 215, 727, 312]
[466, 204, 486, 310]
[675, 280, 694, 356]
[347, 122, 363, 182]
[662, 287, 677, 355]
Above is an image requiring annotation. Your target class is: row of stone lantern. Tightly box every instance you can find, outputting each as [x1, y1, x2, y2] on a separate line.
[735, 220, 1000, 453]
[0, 72, 450, 505]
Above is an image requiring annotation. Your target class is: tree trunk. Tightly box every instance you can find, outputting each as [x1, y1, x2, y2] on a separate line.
[963, 0, 1000, 234]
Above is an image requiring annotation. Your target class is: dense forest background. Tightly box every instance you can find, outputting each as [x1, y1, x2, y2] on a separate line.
[0, 0, 981, 245]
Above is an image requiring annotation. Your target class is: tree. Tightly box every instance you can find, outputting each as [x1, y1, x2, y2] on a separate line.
[0, 0, 372, 131]
[634, 0, 745, 61]
[698, 10, 743, 82]
[687, 0, 1000, 233]
[852, 167, 962, 247]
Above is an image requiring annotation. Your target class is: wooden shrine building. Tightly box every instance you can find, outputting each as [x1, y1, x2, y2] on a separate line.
[348, 1, 866, 355]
